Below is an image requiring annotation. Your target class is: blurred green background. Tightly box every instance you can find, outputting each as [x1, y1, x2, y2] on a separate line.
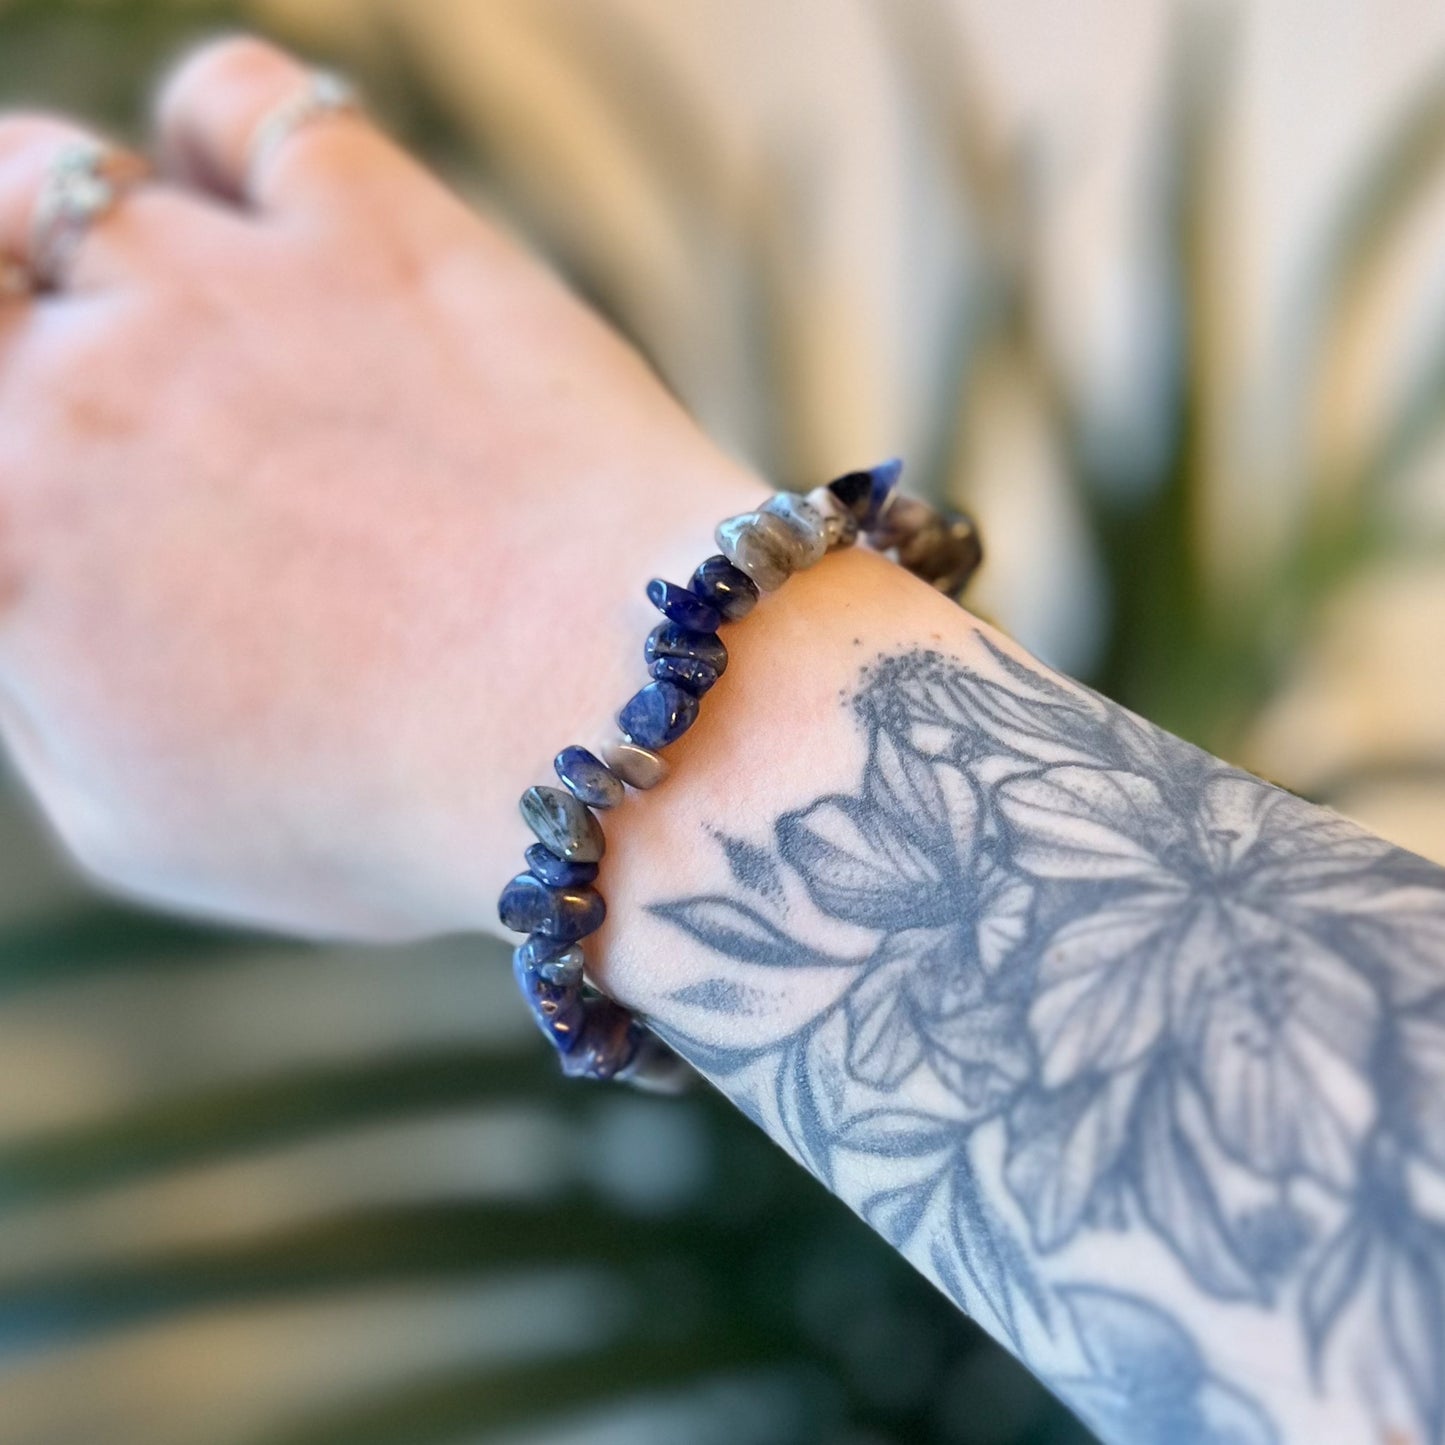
[0, 1, 1441, 1441]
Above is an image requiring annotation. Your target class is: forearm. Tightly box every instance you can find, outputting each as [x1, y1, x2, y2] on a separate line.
[11, 31, 1437, 1442]
[571, 546, 1445, 1445]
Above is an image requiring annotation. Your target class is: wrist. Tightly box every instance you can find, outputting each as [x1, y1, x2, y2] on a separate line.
[589, 543, 971, 1006]
[491, 453, 986, 1084]
[373, 441, 771, 939]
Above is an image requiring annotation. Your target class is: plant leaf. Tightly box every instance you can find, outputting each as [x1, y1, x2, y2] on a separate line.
[1131, 1071, 1264, 1303]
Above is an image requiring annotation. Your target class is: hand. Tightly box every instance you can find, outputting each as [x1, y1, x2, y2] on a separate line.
[0, 36, 765, 939]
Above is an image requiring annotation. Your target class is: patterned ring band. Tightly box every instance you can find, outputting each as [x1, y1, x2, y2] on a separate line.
[246, 70, 361, 195]
[497, 460, 984, 1090]
[29, 142, 149, 292]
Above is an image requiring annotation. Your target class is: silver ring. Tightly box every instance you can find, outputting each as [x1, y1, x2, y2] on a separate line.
[247, 70, 360, 196]
[29, 142, 148, 291]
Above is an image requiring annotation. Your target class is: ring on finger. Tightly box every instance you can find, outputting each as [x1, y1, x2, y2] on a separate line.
[30, 141, 150, 291]
[246, 70, 360, 197]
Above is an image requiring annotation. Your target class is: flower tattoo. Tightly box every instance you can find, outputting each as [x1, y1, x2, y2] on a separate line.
[651, 641, 1445, 1443]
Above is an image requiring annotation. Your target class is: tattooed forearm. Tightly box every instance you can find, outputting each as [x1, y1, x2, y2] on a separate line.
[648, 640, 1445, 1445]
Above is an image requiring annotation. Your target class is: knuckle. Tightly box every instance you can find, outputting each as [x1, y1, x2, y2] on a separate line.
[17, 319, 137, 445]
[161, 33, 300, 111]
[308, 216, 429, 297]
[27, 311, 118, 389]
[0, 112, 86, 166]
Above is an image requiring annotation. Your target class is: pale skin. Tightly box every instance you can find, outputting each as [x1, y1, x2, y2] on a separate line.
[6, 34, 1445, 1445]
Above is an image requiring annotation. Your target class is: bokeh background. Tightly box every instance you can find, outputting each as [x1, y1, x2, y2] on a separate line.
[0, 1, 1442, 1441]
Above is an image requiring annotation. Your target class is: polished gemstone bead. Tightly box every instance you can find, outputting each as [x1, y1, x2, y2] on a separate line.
[759, 492, 828, 568]
[620, 1033, 694, 1093]
[863, 457, 904, 527]
[651, 655, 719, 694]
[644, 621, 727, 676]
[519, 784, 605, 863]
[689, 553, 759, 621]
[896, 514, 951, 572]
[498, 871, 606, 940]
[560, 998, 642, 1080]
[805, 485, 860, 548]
[513, 949, 585, 1052]
[618, 681, 699, 748]
[869, 492, 937, 549]
[924, 511, 984, 594]
[826, 468, 874, 521]
[515, 931, 574, 970]
[601, 739, 670, 789]
[715, 510, 801, 591]
[645, 577, 721, 633]
[538, 944, 585, 986]
[835, 459, 904, 529]
[525, 843, 599, 888]
[554, 745, 624, 810]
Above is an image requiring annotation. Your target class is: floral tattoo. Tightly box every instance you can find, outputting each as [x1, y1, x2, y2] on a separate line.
[650, 641, 1445, 1445]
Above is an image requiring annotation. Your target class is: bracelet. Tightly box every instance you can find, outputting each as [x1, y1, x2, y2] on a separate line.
[496, 460, 984, 1089]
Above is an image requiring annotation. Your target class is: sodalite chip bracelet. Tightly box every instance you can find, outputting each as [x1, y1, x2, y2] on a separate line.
[497, 459, 983, 1089]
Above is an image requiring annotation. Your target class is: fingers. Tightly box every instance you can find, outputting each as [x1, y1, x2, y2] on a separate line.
[0, 114, 152, 292]
[0, 34, 443, 301]
[0, 35, 452, 292]
[154, 35, 407, 219]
